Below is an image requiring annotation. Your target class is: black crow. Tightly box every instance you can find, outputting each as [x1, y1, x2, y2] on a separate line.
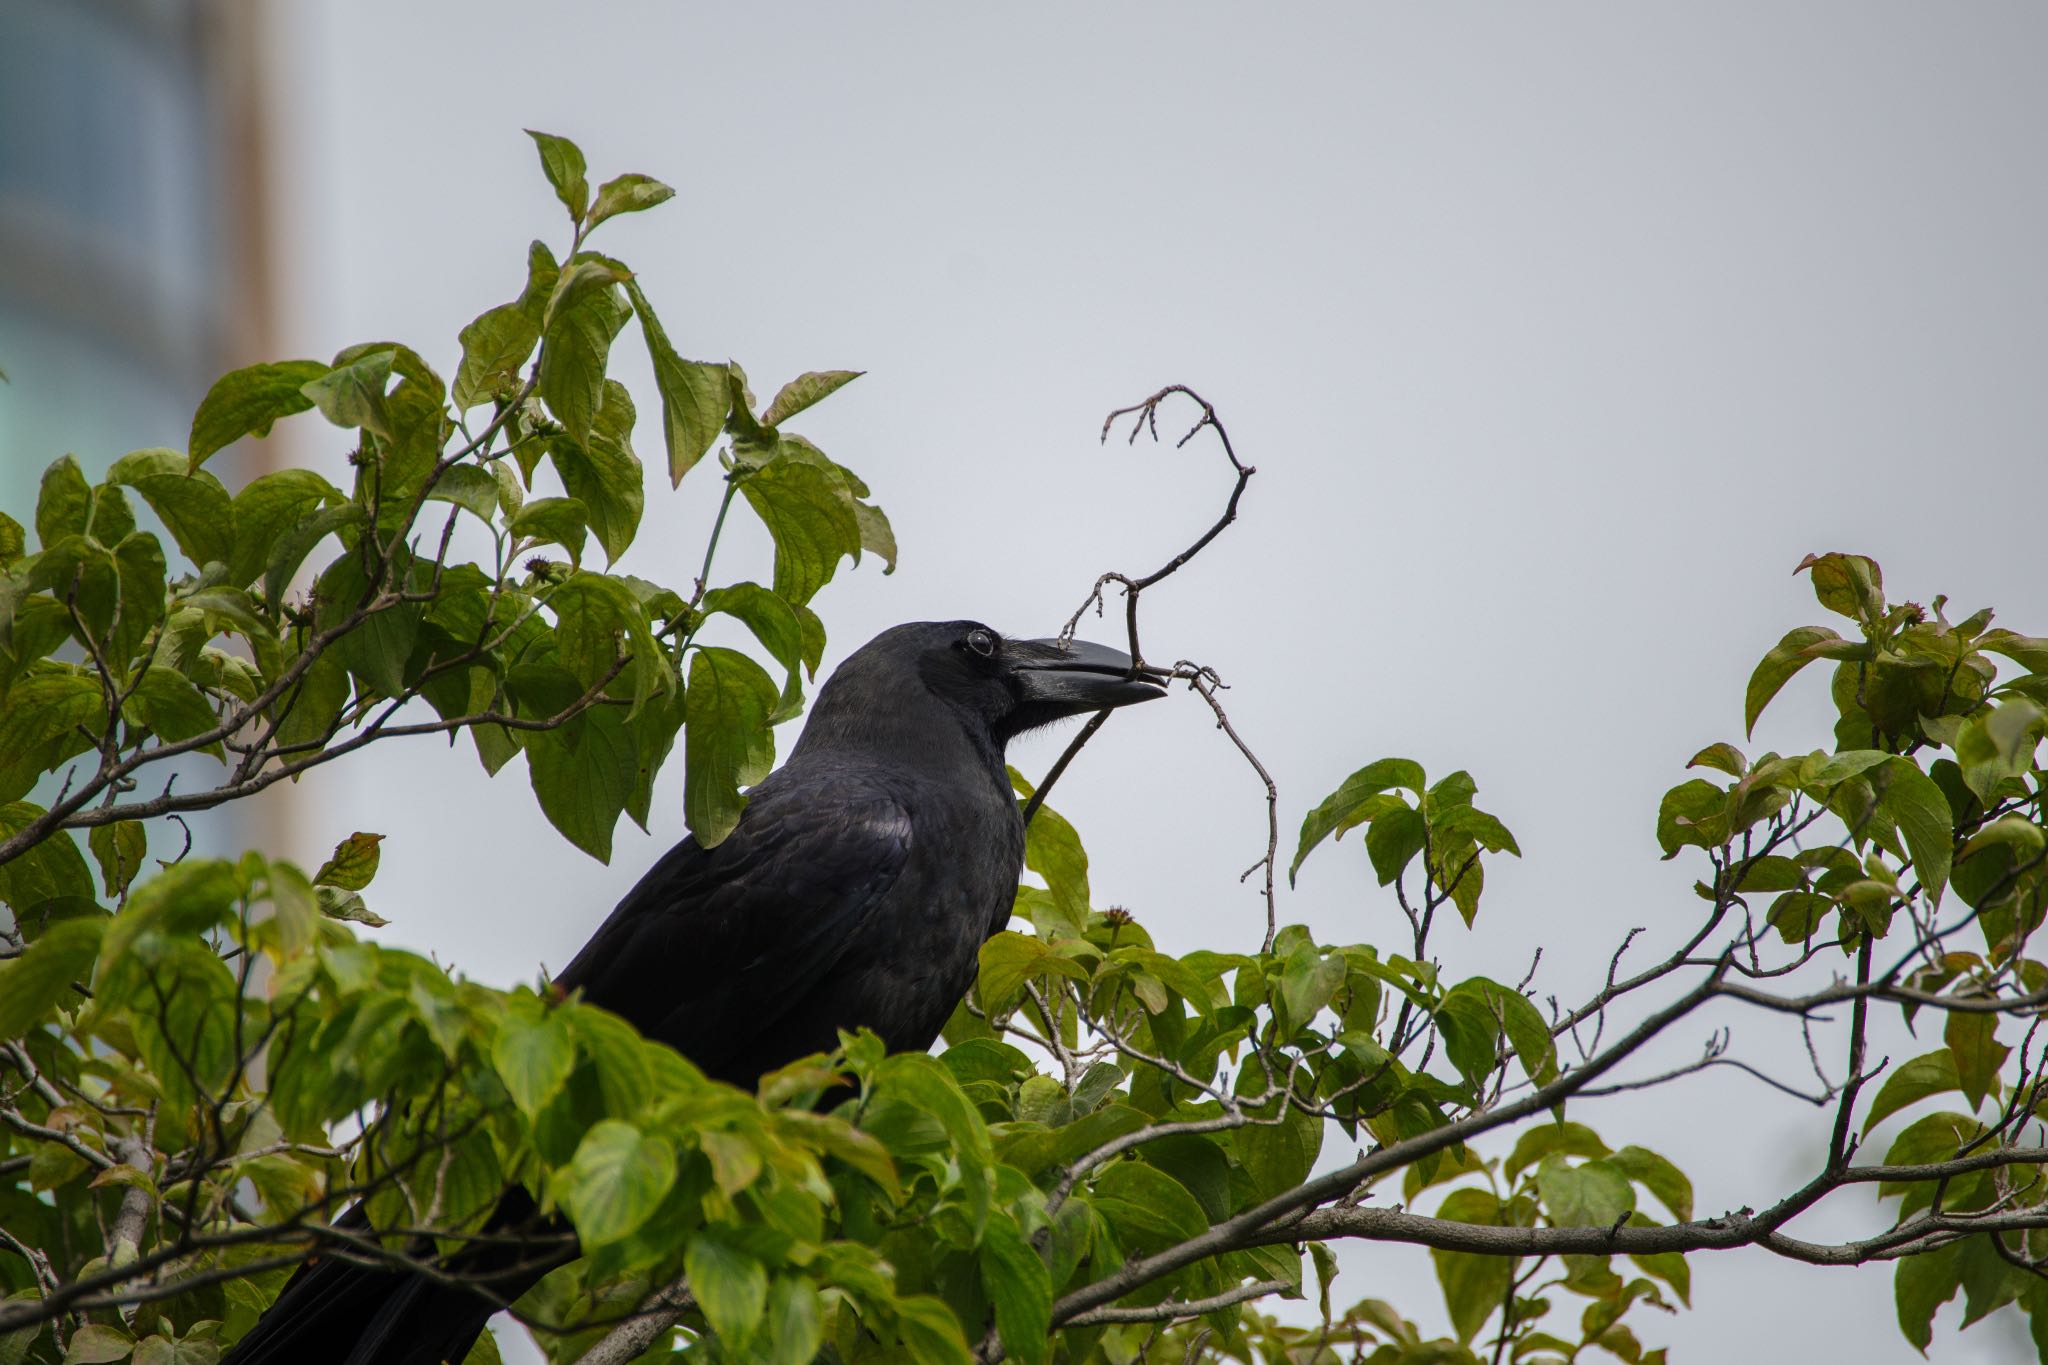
[224, 621, 1164, 1365]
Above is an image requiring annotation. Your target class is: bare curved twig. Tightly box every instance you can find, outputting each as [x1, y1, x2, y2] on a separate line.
[1033, 386, 1278, 947]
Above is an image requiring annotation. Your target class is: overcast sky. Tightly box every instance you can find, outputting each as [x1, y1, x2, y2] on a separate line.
[255, 6, 2047, 1360]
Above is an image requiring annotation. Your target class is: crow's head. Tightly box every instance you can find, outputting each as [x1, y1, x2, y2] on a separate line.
[802, 620, 1168, 757]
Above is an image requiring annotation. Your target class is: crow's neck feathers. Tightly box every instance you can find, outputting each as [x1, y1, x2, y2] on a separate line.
[791, 659, 1010, 793]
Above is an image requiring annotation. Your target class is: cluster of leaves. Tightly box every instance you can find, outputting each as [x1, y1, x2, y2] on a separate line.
[0, 127, 892, 870]
[0, 131, 911, 1362]
[909, 769, 1685, 1365]
[5, 133, 2048, 1365]
[0, 842, 1017, 1364]
[1677, 553, 2048, 1352]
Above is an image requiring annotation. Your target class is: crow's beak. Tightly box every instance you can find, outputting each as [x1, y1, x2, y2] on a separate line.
[1011, 637, 1170, 713]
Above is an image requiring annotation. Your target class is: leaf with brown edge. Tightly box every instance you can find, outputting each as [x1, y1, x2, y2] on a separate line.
[314, 832, 384, 891]
[761, 370, 863, 427]
[1795, 551, 1885, 622]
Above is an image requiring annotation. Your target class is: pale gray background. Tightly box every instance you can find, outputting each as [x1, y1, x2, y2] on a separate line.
[249, 5, 2046, 1360]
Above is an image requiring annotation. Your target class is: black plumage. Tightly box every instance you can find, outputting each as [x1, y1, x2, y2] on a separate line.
[224, 620, 1163, 1365]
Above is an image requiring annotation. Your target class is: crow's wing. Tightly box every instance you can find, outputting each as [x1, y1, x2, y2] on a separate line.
[552, 765, 914, 1077]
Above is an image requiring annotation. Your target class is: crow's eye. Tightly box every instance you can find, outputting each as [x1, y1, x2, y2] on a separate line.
[965, 629, 996, 658]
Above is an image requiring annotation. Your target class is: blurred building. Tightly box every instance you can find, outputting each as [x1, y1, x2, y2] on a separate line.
[0, 0, 275, 855]
[0, 0, 271, 499]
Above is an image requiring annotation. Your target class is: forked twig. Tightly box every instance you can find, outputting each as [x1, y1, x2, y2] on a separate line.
[1032, 387, 1277, 946]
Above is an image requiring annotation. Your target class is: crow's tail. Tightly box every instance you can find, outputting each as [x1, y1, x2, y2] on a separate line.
[222, 1188, 575, 1365]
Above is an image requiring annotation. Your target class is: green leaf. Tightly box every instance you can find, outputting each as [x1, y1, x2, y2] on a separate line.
[314, 832, 384, 891]
[492, 1008, 576, 1115]
[759, 1277, 823, 1365]
[1879, 757, 1954, 906]
[1290, 758, 1429, 884]
[1625, 1215, 1692, 1309]
[685, 1232, 769, 1347]
[1956, 699, 2045, 802]
[526, 703, 637, 863]
[1279, 942, 1345, 1029]
[453, 241, 556, 410]
[510, 497, 589, 565]
[875, 1051, 993, 1228]
[537, 258, 630, 448]
[105, 449, 235, 569]
[1895, 1239, 1964, 1353]
[88, 821, 146, 899]
[108, 533, 167, 666]
[36, 455, 92, 547]
[1536, 1155, 1635, 1227]
[0, 803, 96, 918]
[737, 458, 864, 608]
[1884, 1111, 1984, 1178]
[548, 570, 672, 712]
[761, 370, 863, 427]
[1654, 779, 1728, 858]
[182, 586, 278, 648]
[0, 917, 104, 1038]
[0, 510, 23, 567]
[1980, 629, 2048, 674]
[86, 484, 134, 544]
[1796, 551, 1885, 622]
[979, 1213, 1053, 1365]
[1606, 1146, 1693, 1222]
[585, 172, 675, 230]
[1945, 1009, 2007, 1112]
[424, 465, 500, 525]
[853, 500, 898, 575]
[975, 932, 1086, 1013]
[1294, 757, 1425, 888]
[891, 1296, 975, 1365]
[302, 348, 395, 439]
[1733, 854, 1803, 892]
[58, 1324, 134, 1364]
[266, 860, 320, 957]
[316, 550, 422, 699]
[1744, 626, 1843, 737]
[1956, 1234, 2022, 1328]
[1431, 1187, 1512, 1345]
[683, 647, 778, 847]
[1237, 1092, 1323, 1197]
[1958, 814, 2045, 866]
[551, 403, 645, 564]
[1864, 1050, 1964, 1135]
[188, 360, 328, 469]
[0, 674, 105, 804]
[1364, 805, 1426, 886]
[1092, 1159, 1209, 1252]
[621, 280, 729, 487]
[1688, 742, 1748, 777]
[526, 129, 590, 223]
[560, 1119, 676, 1247]
[1434, 989, 1502, 1095]
[273, 646, 352, 760]
[318, 884, 388, 928]
[1022, 790, 1090, 925]
[1432, 802, 1520, 857]
[261, 501, 361, 612]
[1442, 977, 1557, 1089]
[624, 686, 685, 832]
[121, 667, 223, 749]
[702, 582, 809, 703]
